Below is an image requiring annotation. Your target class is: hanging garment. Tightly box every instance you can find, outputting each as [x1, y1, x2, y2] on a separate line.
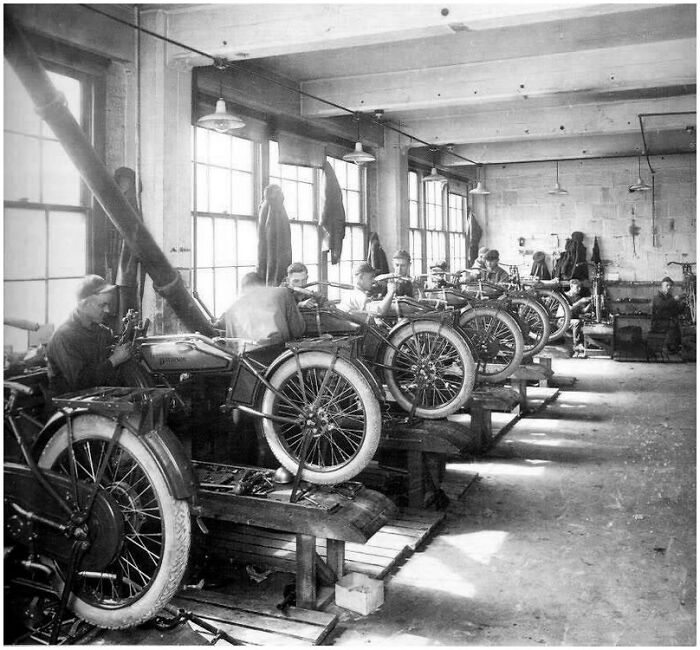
[530, 251, 551, 280]
[114, 167, 146, 319]
[591, 236, 601, 265]
[569, 231, 589, 280]
[257, 184, 292, 286]
[367, 231, 389, 274]
[320, 161, 346, 264]
[466, 211, 483, 267]
[552, 239, 572, 279]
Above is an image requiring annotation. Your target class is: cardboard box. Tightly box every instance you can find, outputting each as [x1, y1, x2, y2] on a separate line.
[335, 572, 384, 615]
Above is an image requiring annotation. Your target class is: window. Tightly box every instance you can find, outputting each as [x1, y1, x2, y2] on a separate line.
[424, 181, 446, 269]
[325, 156, 366, 303]
[448, 192, 468, 272]
[193, 127, 257, 317]
[408, 171, 424, 277]
[4, 62, 89, 352]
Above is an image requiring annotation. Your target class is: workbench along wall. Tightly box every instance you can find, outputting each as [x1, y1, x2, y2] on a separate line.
[472, 154, 696, 282]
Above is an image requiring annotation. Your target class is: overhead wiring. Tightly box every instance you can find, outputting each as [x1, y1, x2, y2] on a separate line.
[79, 3, 478, 169]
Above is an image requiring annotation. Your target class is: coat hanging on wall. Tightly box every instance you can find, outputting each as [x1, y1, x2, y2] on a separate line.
[466, 210, 483, 267]
[257, 184, 292, 286]
[530, 251, 551, 280]
[320, 161, 346, 264]
[114, 166, 146, 319]
[367, 231, 389, 274]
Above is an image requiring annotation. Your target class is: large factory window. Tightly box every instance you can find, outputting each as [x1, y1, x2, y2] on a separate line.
[4, 62, 90, 353]
[424, 180, 446, 268]
[193, 127, 257, 316]
[408, 171, 424, 276]
[448, 192, 468, 273]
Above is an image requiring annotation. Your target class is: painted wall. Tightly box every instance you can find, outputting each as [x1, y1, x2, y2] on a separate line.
[471, 154, 696, 283]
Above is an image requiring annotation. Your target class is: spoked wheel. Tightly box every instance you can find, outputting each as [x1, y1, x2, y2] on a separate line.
[261, 351, 381, 485]
[459, 306, 525, 383]
[536, 289, 572, 342]
[37, 414, 190, 629]
[508, 296, 551, 361]
[382, 319, 476, 419]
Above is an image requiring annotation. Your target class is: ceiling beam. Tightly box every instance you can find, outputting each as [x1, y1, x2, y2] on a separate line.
[426, 131, 692, 166]
[161, 3, 665, 67]
[300, 38, 695, 117]
[398, 95, 697, 146]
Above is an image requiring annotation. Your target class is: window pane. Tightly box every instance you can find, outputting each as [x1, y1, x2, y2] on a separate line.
[290, 223, 303, 262]
[351, 227, 365, 259]
[4, 208, 46, 279]
[208, 131, 231, 167]
[231, 137, 253, 171]
[409, 200, 419, 228]
[42, 140, 81, 205]
[196, 216, 214, 267]
[196, 164, 208, 212]
[269, 141, 281, 179]
[231, 170, 253, 215]
[237, 219, 258, 265]
[297, 166, 314, 183]
[298, 183, 314, 221]
[331, 161, 346, 188]
[48, 211, 86, 276]
[214, 266, 236, 316]
[208, 166, 231, 213]
[47, 71, 81, 124]
[346, 163, 360, 191]
[4, 133, 41, 203]
[48, 277, 82, 328]
[281, 180, 298, 219]
[302, 224, 318, 264]
[4, 280, 45, 351]
[214, 217, 236, 266]
[345, 191, 360, 223]
[197, 268, 215, 316]
[280, 163, 297, 181]
[195, 127, 209, 163]
[408, 171, 418, 200]
[4, 62, 41, 136]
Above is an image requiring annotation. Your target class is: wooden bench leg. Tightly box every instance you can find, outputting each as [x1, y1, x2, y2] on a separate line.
[470, 403, 493, 452]
[514, 379, 528, 412]
[296, 533, 317, 609]
[406, 449, 423, 508]
[326, 539, 345, 580]
[536, 356, 552, 387]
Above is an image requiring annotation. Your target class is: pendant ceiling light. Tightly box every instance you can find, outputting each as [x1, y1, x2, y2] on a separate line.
[343, 113, 375, 164]
[469, 165, 490, 195]
[547, 160, 568, 195]
[423, 147, 447, 184]
[197, 75, 244, 133]
[629, 155, 652, 192]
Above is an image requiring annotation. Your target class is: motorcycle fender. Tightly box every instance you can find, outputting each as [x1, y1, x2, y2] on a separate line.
[253, 347, 385, 405]
[382, 318, 471, 355]
[32, 411, 195, 501]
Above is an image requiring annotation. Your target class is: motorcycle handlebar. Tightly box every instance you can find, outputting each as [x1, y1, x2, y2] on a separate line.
[4, 318, 40, 331]
[4, 380, 36, 396]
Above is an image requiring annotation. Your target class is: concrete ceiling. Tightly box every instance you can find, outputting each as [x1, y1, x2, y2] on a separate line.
[161, 2, 696, 173]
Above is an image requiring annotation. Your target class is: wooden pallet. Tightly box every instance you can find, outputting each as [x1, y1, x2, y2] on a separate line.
[169, 589, 337, 645]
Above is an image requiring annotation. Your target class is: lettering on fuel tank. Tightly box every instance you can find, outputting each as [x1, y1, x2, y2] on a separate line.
[156, 356, 187, 365]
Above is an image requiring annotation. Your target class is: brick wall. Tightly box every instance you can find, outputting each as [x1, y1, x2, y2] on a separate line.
[470, 153, 696, 283]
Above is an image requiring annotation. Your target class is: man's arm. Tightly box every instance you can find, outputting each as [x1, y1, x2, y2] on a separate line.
[285, 292, 306, 338]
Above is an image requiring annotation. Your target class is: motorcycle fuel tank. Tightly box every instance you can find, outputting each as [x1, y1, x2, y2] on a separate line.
[138, 334, 237, 373]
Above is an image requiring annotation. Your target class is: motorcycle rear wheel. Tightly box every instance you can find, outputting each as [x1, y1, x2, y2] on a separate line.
[261, 352, 381, 484]
[537, 289, 572, 342]
[509, 295, 551, 360]
[37, 414, 190, 629]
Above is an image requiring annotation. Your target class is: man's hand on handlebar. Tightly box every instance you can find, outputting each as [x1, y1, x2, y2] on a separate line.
[109, 342, 133, 367]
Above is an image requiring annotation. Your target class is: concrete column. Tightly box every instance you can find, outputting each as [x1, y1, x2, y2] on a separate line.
[372, 129, 409, 256]
[139, 9, 194, 333]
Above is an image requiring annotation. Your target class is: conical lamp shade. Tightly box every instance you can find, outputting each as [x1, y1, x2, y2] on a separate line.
[629, 176, 652, 192]
[548, 182, 569, 195]
[343, 141, 376, 164]
[197, 98, 245, 132]
[469, 180, 490, 195]
[423, 167, 447, 184]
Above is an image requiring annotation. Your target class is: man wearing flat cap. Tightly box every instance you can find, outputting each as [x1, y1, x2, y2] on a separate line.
[47, 274, 133, 395]
[341, 262, 396, 315]
[650, 276, 684, 352]
[482, 249, 511, 285]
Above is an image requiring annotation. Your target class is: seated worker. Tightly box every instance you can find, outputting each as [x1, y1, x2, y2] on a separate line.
[650, 276, 683, 353]
[564, 278, 592, 357]
[427, 260, 450, 289]
[213, 272, 305, 345]
[471, 246, 490, 273]
[340, 262, 396, 315]
[279, 261, 316, 308]
[374, 249, 420, 299]
[47, 274, 133, 395]
[481, 249, 511, 285]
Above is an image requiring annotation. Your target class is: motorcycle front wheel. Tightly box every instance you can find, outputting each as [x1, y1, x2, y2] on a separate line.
[509, 295, 551, 360]
[382, 319, 476, 419]
[459, 306, 525, 383]
[37, 414, 190, 629]
[260, 352, 381, 484]
[537, 289, 572, 342]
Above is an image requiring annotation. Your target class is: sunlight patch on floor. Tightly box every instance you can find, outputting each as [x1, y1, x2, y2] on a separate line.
[442, 529, 509, 566]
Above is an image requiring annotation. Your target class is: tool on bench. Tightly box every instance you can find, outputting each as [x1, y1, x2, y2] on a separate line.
[153, 604, 244, 645]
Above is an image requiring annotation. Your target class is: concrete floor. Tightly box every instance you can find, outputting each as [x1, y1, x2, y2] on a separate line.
[330, 357, 696, 646]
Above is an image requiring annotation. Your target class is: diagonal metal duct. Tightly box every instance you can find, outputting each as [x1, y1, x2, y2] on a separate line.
[4, 12, 216, 336]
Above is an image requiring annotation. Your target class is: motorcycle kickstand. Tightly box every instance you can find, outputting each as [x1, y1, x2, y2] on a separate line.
[49, 538, 89, 645]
